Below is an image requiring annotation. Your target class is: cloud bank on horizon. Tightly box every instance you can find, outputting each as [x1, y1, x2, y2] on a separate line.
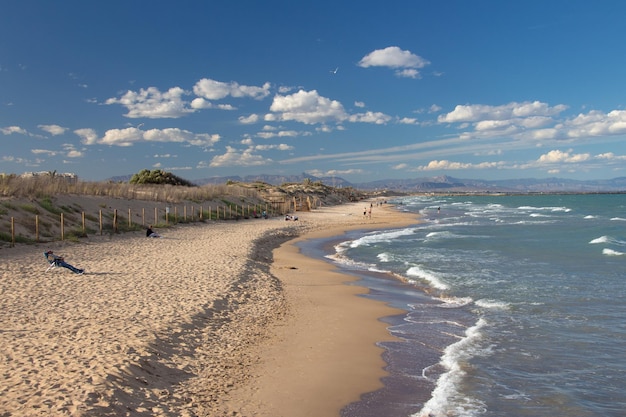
[2, 1, 626, 182]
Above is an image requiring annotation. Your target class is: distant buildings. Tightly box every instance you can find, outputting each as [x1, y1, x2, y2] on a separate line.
[20, 171, 78, 184]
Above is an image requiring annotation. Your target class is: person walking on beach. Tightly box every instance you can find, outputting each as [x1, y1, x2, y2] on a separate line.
[45, 251, 84, 274]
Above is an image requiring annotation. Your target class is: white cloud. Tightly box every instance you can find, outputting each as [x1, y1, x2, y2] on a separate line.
[239, 114, 260, 124]
[256, 130, 301, 139]
[76, 127, 220, 147]
[105, 86, 192, 119]
[417, 160, 503, 171]
[38, 124, 68, 136]
[306, 168, 364, 177]
[397, 117, 418, 125]
[31, 149, 58, 156]
[358, 46, 430, 69]
[438, 101, 568, 123]
[190, 98, 236, 110]
[193, 78, 271, 100]
[1, 126, 28, 135]
[208, 146, 271, 167]
[354, 101, 366, 108]
[74, 128, 99, 145]
[348, 111, 392, 125]
[537, 149, 591, 164]
[269, 89, 348, 124]
[254, 143, 294, 151]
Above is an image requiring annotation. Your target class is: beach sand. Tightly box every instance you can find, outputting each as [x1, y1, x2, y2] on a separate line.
[0, 200, 417, 416]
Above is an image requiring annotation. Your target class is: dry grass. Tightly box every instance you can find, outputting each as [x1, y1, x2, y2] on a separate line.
[0, 176, 260, 203]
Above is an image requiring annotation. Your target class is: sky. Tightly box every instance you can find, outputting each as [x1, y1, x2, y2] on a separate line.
[2, 1, 626, 183]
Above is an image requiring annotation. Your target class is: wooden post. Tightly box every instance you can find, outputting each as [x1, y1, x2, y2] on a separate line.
[99, 210, 103, 235]
[10, 217, 15, 247]
[113, 209, 118, 233]
[82, 212, 86, 235]
[61, 213, 64, 241]
[154, 207, 157, 225]
[174, 206, 178, 223]
[128, 208, 132, 228]
[184, 206, 187, 222]
[36, 215, 40, 242]
[209, 206, 212, 220]
[142, 208, 145, 226]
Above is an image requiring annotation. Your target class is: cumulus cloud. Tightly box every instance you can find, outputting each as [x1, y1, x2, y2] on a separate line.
[358, 46, 430, 78]
[208, 146, 271, 167]
[439, 101, 568, 124]
[537, 149, 591, 164]
[348, 111, 392, 124]
[417, 160, 503, 171]
[38, 124, 68, 136]
[193, 78, 270, 100]
[105, 87, 192, 119]
[306, 169, 364, 177]
[238, 114, 260, 124]
[267, 90, 393, 126]
[269, 90, 348, 124]
[1, 126, 29, 135]
[75, 127, 220, 147]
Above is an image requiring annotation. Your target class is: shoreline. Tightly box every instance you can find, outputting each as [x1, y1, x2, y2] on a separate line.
[0, 200, 417, 416]
[222, 203, 419, 416]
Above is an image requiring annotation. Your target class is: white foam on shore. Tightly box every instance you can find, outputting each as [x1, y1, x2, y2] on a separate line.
[415, 318, 488, 417]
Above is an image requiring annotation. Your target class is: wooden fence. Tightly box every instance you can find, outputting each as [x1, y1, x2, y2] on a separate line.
[4, 202, 287, 248]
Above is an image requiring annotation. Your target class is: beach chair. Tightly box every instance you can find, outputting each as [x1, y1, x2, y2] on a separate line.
[44, 252, 58, 272]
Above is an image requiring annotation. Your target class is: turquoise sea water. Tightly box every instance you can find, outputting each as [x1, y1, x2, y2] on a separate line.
[305, 194, 626, 417]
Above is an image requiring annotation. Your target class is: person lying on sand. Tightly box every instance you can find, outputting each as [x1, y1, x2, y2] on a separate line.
[45, 251, 84, 274]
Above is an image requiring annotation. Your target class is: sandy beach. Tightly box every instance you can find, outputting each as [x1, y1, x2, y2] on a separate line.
[0, 200, 417, 416]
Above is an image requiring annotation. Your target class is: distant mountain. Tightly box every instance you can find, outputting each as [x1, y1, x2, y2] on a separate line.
[107, 172, 626, 193]
[194, 173, 353, 188]
[355, 175, 626, 193]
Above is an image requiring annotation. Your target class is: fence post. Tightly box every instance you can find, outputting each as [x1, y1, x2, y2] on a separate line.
[154, 207, 157, 225]
[61, 213, 64, 241]
[99, 210, 103, 235]
[11, 217, 15, 247]
[82, 212, 86, 235]
[113, 209, 118, 233]
[128, 208, 132, 228]
[36, 215, 40, 243]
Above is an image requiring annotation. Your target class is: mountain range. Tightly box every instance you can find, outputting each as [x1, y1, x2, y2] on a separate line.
[108, 173, 626, 193]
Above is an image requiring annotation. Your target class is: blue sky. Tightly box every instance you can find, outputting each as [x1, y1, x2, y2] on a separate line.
[2, 1, 626, 183]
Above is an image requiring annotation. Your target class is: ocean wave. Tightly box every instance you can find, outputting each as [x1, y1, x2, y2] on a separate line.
[406, 265, 449, 290]
[475, 299, 510, 309]
[603, 248, 624, 256]
[611, 217, 626, 221]
[590, 236, 626, 246]
[437, 296, 474, 308]
[518, 205, 571, 212]
[325, 253, 377, 270]
[377, 252, 392, 262]
[346, 227, 416, 249]
[415, 318, 489, 417]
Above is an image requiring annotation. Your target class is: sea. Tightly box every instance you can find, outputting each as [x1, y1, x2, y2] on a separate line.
[300, 193, 626, 417]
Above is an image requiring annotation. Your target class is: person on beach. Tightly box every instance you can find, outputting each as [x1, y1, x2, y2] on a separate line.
[45, 251, 84, 274]
[146, 225, 161, 238]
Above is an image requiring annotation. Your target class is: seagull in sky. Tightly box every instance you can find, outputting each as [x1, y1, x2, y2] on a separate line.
[330, 67, 339, 74]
